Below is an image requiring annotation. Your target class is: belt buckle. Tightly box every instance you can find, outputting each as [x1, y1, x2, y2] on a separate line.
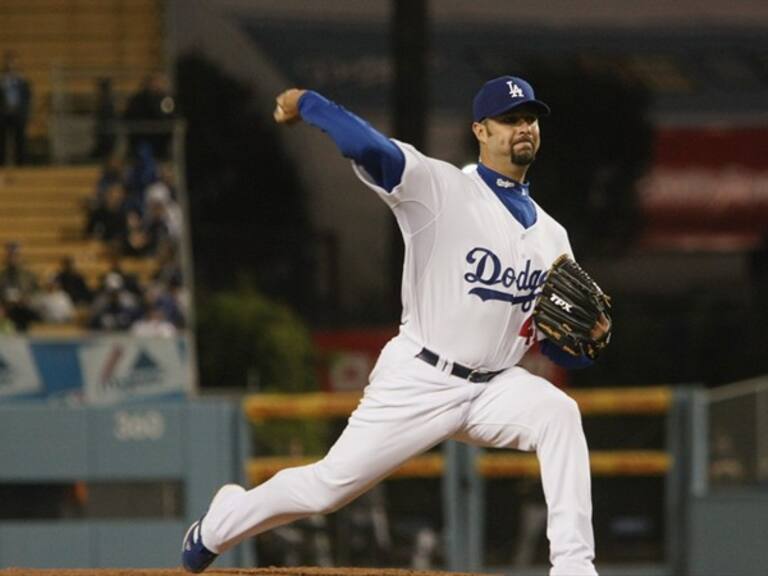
[468, 369, 482, 382]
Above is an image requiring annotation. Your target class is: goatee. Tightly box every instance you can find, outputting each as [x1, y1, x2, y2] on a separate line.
[511, 150, 535, 166]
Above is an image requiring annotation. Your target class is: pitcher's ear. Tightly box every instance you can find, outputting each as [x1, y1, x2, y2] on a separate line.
[472, 121, 487, 143]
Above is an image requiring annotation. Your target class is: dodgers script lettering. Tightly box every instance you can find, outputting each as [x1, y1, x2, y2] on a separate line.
[464, 247, 547, 311]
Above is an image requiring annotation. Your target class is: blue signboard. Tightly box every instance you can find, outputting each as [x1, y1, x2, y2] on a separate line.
[0, 335, 192, 404]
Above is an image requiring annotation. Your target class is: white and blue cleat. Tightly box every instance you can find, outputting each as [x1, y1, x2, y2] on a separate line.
[181, 517, 218, 573]
[181, 483, 245, 573]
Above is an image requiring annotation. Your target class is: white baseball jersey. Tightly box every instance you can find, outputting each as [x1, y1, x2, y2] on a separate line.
[353, 141, 574, 370]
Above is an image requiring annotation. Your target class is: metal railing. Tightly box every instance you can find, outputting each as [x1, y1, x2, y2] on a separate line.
[692, 375, 768, 493]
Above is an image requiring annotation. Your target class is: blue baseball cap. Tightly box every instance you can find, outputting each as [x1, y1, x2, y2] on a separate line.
[472, 76, 550, 122]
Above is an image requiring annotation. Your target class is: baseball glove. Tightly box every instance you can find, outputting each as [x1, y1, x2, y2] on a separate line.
[533, 254, 612, 360]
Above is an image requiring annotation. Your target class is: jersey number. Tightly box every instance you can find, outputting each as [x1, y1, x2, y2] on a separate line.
[519, 316, 535, 346]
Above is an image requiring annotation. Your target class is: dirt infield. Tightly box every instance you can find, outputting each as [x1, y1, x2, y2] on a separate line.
[0, 569, 484, 576]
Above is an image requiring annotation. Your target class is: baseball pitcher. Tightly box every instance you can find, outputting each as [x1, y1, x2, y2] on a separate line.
[183, 75, 611, 576]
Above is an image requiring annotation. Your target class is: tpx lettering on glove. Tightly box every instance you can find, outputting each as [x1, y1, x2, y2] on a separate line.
[550, 293, 573, 312]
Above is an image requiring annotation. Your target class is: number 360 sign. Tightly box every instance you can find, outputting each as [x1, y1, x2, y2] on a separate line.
[113, 410, 166, 441]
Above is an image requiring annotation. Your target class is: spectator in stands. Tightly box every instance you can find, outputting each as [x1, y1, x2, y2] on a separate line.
[0, 50, 31, 166]
[124, 72, 176, 161]
[31, 277, 75, 324]
[145, 279, 185, 329]
[98, 250, 143, 298]
[122, 209, 155, 258]
[0, 301, 15, 334]
[88, 272, 141, 331]
[131, 303, 177, 338]
[0, 241, 38, 304]
[3, 287, 38, 332]
[124, 141, 158, 205]
[53, 256, 92, 305]
[165, 277, 187, 328]
[0, 242, 40, 331]
[145, 164, 183, 241]
[85, 181, 129, 249]
[91, 77, 117, 161]
[151, 241, 183, 289]
[95, 155, 126, 199]
[143, 196, 174, 251]
[146, 162, 177, 200]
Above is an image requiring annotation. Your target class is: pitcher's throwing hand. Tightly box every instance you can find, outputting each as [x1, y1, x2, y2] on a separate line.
[273, 88, 306, 124]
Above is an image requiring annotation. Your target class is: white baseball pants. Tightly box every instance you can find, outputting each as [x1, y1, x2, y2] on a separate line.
[201, 335, 598, 576]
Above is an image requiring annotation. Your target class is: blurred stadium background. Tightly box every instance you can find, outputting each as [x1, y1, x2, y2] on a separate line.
[0, 1, 767, 575]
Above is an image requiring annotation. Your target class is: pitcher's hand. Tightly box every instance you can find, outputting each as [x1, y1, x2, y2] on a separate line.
[274, 89, 306, 124]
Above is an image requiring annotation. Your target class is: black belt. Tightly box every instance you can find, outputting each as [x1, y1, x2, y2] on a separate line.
[416, 347, 503, 383]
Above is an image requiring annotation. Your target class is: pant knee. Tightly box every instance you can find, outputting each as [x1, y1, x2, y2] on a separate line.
[543, 394, 582, 430]
[305, 461, 357, 515]
[312, 483, 346, 515]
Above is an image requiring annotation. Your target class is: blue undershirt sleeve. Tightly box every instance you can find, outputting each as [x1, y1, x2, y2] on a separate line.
[540, 339, 595, 370]
[298, 91, 405, 192]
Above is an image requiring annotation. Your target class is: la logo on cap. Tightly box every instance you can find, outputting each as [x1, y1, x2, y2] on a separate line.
[506, 81, 524, 98]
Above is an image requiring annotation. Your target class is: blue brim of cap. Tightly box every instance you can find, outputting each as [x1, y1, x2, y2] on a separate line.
[478, 99, 551, 121]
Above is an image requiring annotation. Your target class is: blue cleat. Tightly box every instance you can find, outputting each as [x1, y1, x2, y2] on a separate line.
[181, 516, 218, 573]
[181, 484, 244, 572]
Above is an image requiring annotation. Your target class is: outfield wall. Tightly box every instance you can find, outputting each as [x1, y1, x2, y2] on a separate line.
[0, 400, 251, 568]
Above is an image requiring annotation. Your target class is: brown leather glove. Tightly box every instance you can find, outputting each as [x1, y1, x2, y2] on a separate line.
[533, 254, 612, 360]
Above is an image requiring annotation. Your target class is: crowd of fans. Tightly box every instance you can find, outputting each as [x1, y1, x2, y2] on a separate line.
[0, 234, 186, 337]
[85, 153, 182, 261]
[0, 238, 186, 337]
[0, 67, 187, 337]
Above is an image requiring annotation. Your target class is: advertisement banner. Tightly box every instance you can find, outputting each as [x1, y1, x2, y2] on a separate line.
[640, 126, 768, 250]
[79, 336, 191, 405]
[0, 337, 43, 399]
